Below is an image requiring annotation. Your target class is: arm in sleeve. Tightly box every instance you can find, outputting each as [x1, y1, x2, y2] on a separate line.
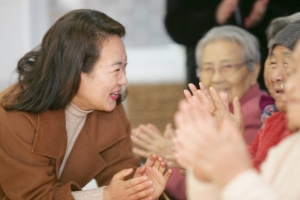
[221, 170, 280, 200]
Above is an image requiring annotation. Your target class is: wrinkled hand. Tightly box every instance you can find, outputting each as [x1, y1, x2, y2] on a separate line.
[131, 124, 175, 158]
[244, 0, 269, 28]
[135, 154, 172, 200]
[174, 99, 252, 188]
[104, 168, 154, 200]
[216, 0, 239, 24]
[184, 82, 244, 136]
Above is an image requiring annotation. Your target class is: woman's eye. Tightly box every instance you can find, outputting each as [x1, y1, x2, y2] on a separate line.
[203, 68, 213, 72]
[224, 64, 233, 69]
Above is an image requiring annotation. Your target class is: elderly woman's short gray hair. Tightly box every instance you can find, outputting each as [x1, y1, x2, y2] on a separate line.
[195, 25, 260, 72]
[266, 12, 300, 49]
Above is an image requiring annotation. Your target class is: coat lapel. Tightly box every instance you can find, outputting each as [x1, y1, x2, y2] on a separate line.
[59, 105, 128, 187]
[31, 104, 128, 187]
[32, 109, 67, 179]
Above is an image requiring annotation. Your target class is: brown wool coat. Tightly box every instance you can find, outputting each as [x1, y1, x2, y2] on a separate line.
[0, 89, 140, 200]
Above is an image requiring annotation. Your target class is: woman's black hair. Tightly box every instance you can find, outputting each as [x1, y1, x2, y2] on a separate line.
[2, 9, 126, 113]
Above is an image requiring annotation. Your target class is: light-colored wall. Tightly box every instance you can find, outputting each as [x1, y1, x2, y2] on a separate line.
[0, 0, 49, 91]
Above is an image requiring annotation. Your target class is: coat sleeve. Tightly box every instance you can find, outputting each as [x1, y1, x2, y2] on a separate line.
[0, 111, 80, 200]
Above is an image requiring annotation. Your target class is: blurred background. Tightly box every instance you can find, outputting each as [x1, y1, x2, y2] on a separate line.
[1, 0, 187, 189]
[0, 0, 186, 131]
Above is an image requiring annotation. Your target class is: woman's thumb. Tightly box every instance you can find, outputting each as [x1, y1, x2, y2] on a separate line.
[112, 168, 133, 181]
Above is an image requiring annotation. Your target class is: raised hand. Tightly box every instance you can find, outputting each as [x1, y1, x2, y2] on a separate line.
[134, 154, 172, 200]
[144, 156, 172, 199]
[216, 0, 239, 25]
[209, 87, 244, 134]
[174, 99, 251, 188]
[131, 124, 174, 158]
[104, 168, 154, 200]
[184, 82, 244, 136]
[244, 0, 269, 28]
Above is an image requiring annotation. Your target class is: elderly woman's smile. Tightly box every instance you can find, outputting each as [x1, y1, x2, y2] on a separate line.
[200, 39, 259, 103]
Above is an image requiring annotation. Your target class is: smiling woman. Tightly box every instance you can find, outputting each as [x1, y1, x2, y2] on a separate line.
[72, 36, 128, 112]
[0, 9, 171, 200]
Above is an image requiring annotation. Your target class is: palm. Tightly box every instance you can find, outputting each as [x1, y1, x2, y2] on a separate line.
[145, 167, 168, 199]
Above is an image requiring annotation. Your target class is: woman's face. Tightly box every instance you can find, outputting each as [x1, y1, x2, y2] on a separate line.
[264, 45, 292, 112]
[286, 41, 300, 131]
[200, 39, 259, 103]
[72, 35, 127, 111]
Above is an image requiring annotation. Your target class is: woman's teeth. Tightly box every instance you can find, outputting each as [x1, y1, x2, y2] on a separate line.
[111, 92, 118, 96]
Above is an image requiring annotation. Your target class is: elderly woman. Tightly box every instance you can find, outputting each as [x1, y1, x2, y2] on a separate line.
[165, 25, 269, 200]
[174, 19, 300, 200]
[0, 9, 171, 200]
[194, 25, 267, 144]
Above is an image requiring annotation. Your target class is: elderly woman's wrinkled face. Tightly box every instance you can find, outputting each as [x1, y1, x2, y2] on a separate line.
[264, 45, 292, 112]
[286, 41, 300, 131]
[200, 39, 259, 103]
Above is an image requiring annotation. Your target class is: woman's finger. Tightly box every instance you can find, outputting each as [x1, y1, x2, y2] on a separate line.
[188, 83, 199, 96]
[127, 186, 154, 200]
[199, 82, 214, 103]
[158, 161, 166, 174]
[219, 92, 229, 109]
[144, 124, 163, 140]
[144, 154, 157, 168]
[183, 89, 193, 102]
[196, 89, 215, 113]
[132, 147, 151, 158]
[209, 87, 227, 112]
[232, 97, 244, 133]
[112, 168, 134, 181]
[131, 134, 153, 150]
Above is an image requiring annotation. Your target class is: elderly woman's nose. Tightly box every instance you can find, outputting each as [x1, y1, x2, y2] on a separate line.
[211, 69, 224, 82]
[271, 67, 287, 83]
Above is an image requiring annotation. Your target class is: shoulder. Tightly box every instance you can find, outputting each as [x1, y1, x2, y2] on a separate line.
[0, 107, 38, 142]
[0, 105, 39, 164]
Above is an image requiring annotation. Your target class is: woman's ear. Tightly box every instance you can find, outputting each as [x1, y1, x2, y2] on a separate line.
[251, 63, 261, 85]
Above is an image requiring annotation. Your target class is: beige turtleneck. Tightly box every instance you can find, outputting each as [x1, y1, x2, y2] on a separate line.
[61, 103, 105, 200]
